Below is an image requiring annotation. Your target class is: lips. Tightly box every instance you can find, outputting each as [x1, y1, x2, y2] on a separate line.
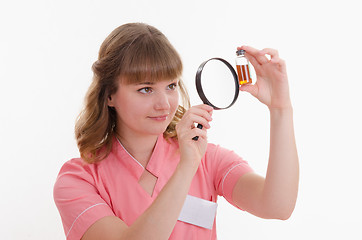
[148, 114, 169, 121]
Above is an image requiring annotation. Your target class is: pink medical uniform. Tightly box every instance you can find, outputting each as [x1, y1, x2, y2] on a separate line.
[53, 134, 253, 240]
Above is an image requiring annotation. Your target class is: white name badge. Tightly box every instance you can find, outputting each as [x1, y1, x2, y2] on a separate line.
[178, 195, 218, 230]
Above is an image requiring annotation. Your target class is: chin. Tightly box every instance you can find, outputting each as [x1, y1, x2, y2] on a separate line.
[142, 125, 169, 136]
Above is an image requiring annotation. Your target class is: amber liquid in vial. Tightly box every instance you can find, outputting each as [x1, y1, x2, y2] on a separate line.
[236, 64, 252, 85]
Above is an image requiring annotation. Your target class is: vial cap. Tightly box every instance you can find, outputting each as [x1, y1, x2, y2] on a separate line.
[236, 49, 245, 56]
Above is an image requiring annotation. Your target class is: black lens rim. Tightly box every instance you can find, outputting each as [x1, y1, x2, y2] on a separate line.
[195, 57, 240, 110]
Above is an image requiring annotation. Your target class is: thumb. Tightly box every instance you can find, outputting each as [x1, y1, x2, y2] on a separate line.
[239, 84, 258, 97]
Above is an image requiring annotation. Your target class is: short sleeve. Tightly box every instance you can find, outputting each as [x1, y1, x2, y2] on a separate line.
[206, 144, 253, 208]
[53, 159, 115, 240]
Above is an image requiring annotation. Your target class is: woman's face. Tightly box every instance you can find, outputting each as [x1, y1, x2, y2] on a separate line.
[108, 78, 180, 138]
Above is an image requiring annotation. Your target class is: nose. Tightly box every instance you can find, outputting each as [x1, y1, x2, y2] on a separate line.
[154, 92, 170, 111]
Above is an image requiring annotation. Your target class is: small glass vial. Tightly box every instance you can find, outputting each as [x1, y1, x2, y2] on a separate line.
[236, 49, 252, 85]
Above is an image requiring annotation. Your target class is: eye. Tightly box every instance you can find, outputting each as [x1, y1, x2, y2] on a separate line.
[167, 83, 178, 90]
[138, 87, 153, 94]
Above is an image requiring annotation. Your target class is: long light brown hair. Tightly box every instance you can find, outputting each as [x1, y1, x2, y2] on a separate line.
[75, 23, 190, 163]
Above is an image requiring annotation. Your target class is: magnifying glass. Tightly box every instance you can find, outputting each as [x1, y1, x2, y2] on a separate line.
[192, 57, 240, 140]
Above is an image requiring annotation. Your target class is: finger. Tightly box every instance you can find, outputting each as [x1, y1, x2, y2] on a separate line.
[183, 113, 211, 130]
[178, 109, 212, 134]
[191, 126, 208, 141]
[189, 121, 208, 141]
[244, 52, 262, 73]
[195, 104, 214, 114]
[186, 106, 213, 121]
[192, 115, 211, 129]
[239, 84, 258, 97]
[270, 57, 285, 66]
[239, 45, 269, 65]
[260, 48, 279, 59]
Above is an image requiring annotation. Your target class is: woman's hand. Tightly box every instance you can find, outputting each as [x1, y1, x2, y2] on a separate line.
[175, 104, 213, 171]
[238, 46, 292, 110]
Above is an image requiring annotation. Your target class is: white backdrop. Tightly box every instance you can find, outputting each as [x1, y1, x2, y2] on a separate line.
[1, 0, 361, 239]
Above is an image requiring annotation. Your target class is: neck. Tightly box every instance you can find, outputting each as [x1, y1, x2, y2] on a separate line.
[116, 130, 159, 167]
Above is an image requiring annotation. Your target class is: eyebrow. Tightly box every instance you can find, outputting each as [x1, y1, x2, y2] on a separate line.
[135, 80, 178, 85]
[135, 82, 155, 85]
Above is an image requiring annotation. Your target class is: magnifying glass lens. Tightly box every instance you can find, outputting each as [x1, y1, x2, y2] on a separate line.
[200, 60, 237, 109]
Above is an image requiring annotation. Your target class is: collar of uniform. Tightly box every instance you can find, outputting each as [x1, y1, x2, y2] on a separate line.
[113, 136, 144, 180]
[145, 133, 167, 177]
[112, 134, 167, 180]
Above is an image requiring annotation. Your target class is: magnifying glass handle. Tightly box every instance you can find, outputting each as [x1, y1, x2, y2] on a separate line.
[192, 124, 203, 141]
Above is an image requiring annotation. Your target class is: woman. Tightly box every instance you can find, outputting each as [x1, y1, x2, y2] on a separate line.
[54, 22, 299, 240]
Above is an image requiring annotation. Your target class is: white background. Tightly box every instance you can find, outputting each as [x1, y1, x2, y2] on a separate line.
[1, 0, 361, 239]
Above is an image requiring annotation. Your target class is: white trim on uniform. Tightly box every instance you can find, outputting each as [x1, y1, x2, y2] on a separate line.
[116, 137, 145, 169]
[221, 163, 244, 196]
[66, 203, 108, 238]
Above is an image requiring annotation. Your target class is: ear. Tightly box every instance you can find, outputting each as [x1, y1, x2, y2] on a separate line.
[107, 95, 115, 107]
